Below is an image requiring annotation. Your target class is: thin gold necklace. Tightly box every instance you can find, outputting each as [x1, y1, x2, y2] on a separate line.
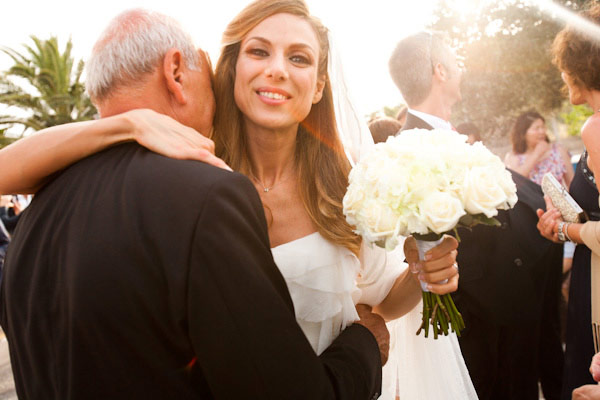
[249, 169, 294, 193]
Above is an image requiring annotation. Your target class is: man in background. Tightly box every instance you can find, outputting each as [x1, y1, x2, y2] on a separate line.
[389, 31, 564, 400]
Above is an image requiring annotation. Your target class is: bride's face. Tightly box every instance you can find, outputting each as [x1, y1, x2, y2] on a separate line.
[234, 13, 325, 132]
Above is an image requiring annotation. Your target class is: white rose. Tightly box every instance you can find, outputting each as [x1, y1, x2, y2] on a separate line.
[358, 200, 400, 234]
[419, 191, 466, 234]
[404, 212, 430, 235]
[343, 185, 365, 214]
[462, 166, 509, 217]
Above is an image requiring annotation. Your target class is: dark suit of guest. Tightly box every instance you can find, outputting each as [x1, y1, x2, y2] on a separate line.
[400, 113, 564, 400]
[0, 206, 20, 234]
[0, 219, 8, 276]
[0, 143, 382, 400]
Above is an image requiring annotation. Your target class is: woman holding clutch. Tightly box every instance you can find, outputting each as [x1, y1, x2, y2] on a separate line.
[537, 4, 600, 398]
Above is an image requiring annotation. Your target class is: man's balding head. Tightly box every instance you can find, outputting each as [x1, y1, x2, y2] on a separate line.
[86, 9, 200, 104]
[85, 9, 215, 135]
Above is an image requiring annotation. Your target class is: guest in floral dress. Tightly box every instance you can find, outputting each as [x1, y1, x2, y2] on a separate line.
[504, 110, 573, 188]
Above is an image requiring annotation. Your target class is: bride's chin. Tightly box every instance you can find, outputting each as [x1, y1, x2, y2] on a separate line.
[250, 117, 300, 133]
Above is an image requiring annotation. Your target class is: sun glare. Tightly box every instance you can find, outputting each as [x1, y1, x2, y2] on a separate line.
[446, 0, 486, 19]
[531, 0, 600, 42]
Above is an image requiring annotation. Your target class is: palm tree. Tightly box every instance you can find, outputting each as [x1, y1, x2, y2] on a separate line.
[0, 127, 16, 148]
[0, 36, 97, 136]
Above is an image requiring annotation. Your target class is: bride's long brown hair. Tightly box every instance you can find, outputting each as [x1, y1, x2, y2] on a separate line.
[212, 0, 361, 256]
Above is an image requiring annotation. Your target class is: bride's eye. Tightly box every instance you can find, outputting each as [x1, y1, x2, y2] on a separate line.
[248, 48, 269, 57]
[290, 54, 311, 65]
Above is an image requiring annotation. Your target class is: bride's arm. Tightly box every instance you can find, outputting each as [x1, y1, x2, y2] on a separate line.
[372, 269, 421, 321]
[0, 109, 228, 195]
[373, 236, 459, 321]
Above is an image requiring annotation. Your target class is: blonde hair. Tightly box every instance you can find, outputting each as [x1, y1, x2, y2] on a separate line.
[213, 0, 361, 255]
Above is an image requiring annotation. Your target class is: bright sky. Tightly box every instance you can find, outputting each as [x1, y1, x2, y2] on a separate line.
[0, 0, 439, 116]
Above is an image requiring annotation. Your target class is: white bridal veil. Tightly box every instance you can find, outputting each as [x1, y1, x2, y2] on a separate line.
[327, 32, 375, 166]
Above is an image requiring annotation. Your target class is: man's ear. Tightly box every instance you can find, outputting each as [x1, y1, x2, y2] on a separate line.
[312, 75, 326, 104]
[433, 62, 448, 82]
[163, 48, 187, 105]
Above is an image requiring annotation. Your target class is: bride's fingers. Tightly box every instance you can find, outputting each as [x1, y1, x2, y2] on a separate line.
[420, 249, 457, 273]
[403, 236, 419, 266]
[418, 260, 457, 284]
[132, 109, 218, 156]
[423, 235, 458, 261]
[181, 130, 215, 153]
[137, 122, 232, 170]
[427, 273, 459, 295]
[186, 150, 232, 171]
[153, 127, 214, 153]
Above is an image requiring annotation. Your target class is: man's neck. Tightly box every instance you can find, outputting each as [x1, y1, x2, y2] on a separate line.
[411, 82, 459, 121]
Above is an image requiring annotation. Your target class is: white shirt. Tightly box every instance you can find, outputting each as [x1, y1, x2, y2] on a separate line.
[407, 109, 453, 130]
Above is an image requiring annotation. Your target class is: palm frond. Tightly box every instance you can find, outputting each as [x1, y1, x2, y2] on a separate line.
[0, 36, 97, 133]
[0, 115, 45, 132]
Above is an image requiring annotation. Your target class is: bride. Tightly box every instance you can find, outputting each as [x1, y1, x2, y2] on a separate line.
[0, 0, 476, 398]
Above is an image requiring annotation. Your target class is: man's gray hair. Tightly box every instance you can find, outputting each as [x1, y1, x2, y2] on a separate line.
[86, 8, 200, 102]
[388, 31, 455, 107]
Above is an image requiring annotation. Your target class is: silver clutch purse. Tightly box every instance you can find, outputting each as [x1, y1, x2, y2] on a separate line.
[541, 173, 587, 223]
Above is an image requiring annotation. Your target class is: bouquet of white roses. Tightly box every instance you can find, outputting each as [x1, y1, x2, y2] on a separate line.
[343, 128, 517, 338]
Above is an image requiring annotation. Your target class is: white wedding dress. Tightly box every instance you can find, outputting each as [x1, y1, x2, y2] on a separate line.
[271, 232, 478, 400]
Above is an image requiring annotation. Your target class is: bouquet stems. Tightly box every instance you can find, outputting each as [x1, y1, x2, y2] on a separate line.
[414, 235, 465, 339]
[416, 292, 465, 338]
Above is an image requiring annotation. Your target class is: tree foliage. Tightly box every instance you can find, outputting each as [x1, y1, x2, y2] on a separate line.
[560, 103, 594, 136]
[430, 0, 588, 143]
[383, 105, 403, 118]
[0, 36, 97, 137]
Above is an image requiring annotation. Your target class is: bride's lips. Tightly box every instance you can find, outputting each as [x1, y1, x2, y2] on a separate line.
[255, 87, 291, 105]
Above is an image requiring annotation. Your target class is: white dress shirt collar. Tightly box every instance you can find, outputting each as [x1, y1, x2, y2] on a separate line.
[407, 109, 452, 130]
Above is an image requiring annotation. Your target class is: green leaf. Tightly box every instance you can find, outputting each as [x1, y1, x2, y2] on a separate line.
[0, 36, 97, 135]
[459, 213, 501, 228]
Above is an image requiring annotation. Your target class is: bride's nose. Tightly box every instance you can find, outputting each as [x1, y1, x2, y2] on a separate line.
[265, 53, 289, 81]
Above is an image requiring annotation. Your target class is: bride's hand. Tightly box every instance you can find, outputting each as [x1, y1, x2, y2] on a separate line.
[124, 109, 231, 171]
[405, 235, 459, 295]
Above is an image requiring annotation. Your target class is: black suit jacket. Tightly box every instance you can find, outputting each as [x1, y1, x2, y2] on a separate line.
[401, 114, 562, 325]
[0, 219, 8, 274]
[0, 143, 381, 399]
